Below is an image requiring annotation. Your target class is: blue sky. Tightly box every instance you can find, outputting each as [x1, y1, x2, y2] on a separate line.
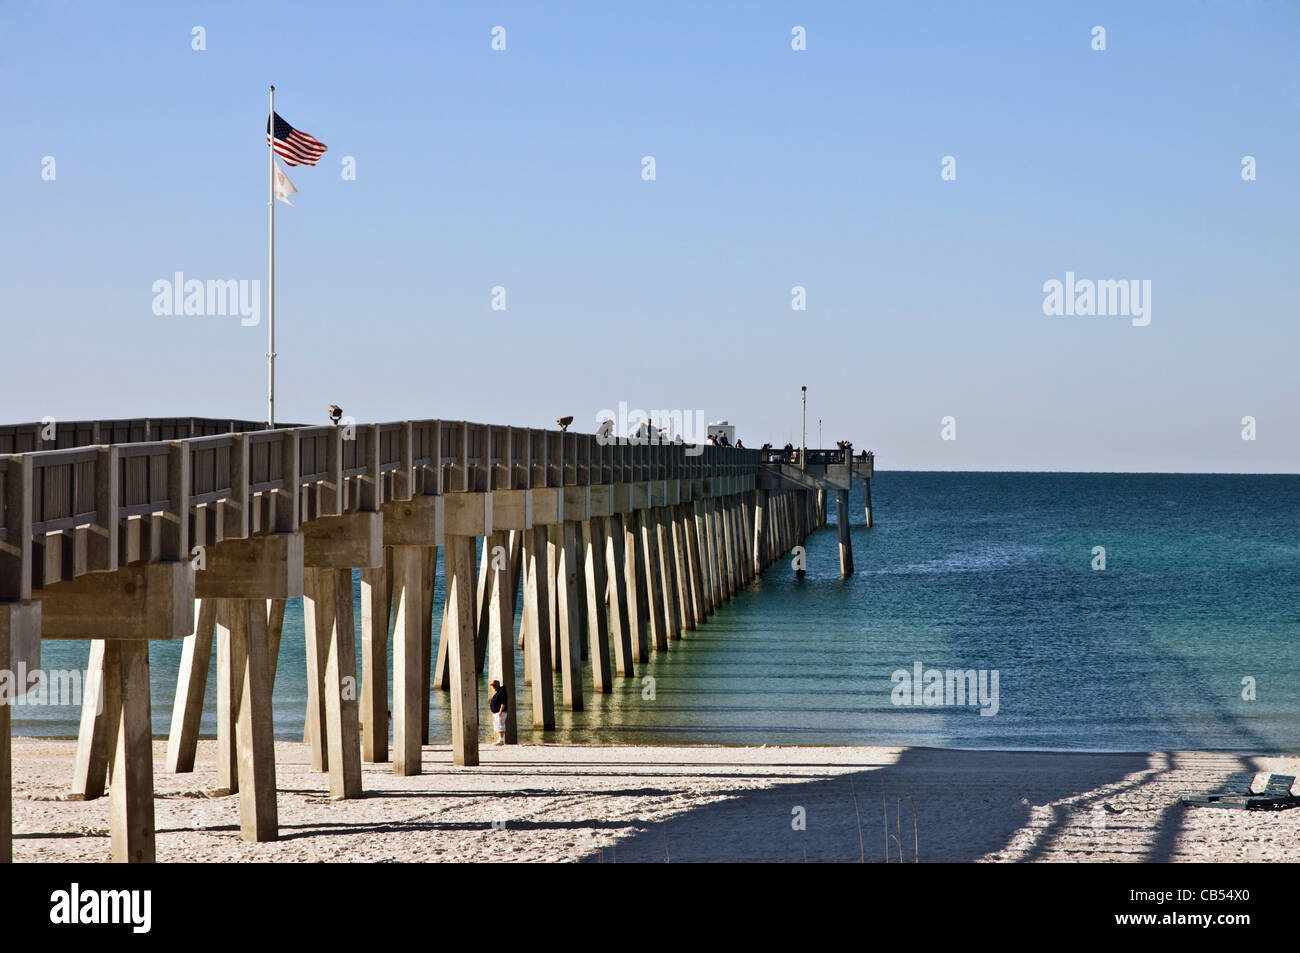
[1, 1, 1296, 470]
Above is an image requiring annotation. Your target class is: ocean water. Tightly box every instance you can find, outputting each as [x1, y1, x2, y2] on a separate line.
[14, 472, 1300, 753]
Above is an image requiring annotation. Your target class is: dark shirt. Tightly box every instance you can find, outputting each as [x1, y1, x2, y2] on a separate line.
[490, 687, 508, 714]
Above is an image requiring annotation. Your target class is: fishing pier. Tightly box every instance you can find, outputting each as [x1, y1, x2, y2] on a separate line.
[0, 416, 873, 862]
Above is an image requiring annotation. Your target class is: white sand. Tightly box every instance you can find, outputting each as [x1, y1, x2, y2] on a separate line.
[8, 739, 1298, 862]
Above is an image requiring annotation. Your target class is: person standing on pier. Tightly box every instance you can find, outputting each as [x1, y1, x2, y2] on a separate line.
[489, 680, 509, 746]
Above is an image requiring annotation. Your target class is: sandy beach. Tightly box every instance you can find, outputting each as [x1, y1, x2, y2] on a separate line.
[7, 739, 1298, 862]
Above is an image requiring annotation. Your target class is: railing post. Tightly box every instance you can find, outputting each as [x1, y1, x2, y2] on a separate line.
[359, 425, 380, 513]
[162, 442, 191, 562]
[394, 421, 414, 501]
[273, 430, 299, 533]
[87, 447, 119, 573]
[1, 456, 33, 601]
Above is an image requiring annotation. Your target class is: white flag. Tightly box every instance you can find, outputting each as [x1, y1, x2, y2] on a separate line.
[273, 160, 297, 206]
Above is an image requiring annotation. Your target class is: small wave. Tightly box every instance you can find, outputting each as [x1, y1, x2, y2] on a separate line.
[868, 543, 1045, 576]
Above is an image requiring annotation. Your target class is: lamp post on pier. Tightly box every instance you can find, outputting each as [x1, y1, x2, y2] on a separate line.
[800, 385, 807, 471]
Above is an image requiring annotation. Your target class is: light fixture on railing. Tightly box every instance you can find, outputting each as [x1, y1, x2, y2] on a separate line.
[328, 404, 343, 426]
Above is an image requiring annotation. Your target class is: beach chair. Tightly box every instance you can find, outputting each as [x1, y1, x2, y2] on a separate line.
[1264, 775, 1296, 800]
[1181, 772, 1300, 811]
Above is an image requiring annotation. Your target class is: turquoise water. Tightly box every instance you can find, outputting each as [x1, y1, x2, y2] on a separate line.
[14, 472, 1300, 753]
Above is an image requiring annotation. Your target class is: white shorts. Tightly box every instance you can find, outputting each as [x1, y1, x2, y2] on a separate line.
[492, 711, 507, 732]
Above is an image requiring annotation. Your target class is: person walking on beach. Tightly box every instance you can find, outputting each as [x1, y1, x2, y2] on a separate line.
[489, 679, 509, 746]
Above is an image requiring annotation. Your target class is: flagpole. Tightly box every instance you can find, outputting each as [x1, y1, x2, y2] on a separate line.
[267, 84, 276, 429]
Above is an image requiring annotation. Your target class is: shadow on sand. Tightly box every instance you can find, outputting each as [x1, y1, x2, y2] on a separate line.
[577, 747, 1221, 863]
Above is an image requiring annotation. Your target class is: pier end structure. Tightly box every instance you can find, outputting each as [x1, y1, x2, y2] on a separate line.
[757, 447, 873, 578]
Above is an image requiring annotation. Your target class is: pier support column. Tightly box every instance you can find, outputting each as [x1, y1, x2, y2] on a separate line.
[360, 554, 390, 763]
[581, 519, 612, 692]
[216, 619, 242, 793]
[444, 534, 480, 766]
[487, 531, 518, 743]
[224, 598, 279, 842]
[521, 526, 555, 729]
[781, 493, 791, 554]
[727, 497, 742, 592]
[513, 531, 527, 657]
[792, 491, 801, 548]
[164, 597, 281, 791]
[733, 494, 743, 590]
[696, 501, 717, 613]
[165, 599, 215, 774]
[624, 511, 650, 662]
[316, 569, 362, 799]
[863, 477, 873, 528]
[391, 545, 424, 775]
[555, 522, 584, 710]
[0, 604, 39, 861]
[681, 504, 706, 627]
[70, 641, 114, 800]
[741, 497, 752, 581]
[0, 666, 6, 863]
[0, 615, 11, 863]
[780, 493, 791, 556]
[419, 547, 434, 743]
[752, 490, 767, 578]
[736, 495, 749, 584]
[721, 498, 738, 597]
[0, 598, 36, 864]
[267, 598, 287, 691]
[605, 515, 634, 676]
[770, 494, 780, 561]
[546, 525, 563, 672]
[654, 507, 681, 642]
[0, 684, 6, 864]
[668, 506, 693, 633]
[106, 641, 154, 862]
[740, 496, 754, 585]
[434, 555, 454, 692]
[791, 493, 799, 547]
[717, 498, 731, 597]
[696, 500, 717, 614]
[709, 499, 727, 604]
[475, 536, 494, 674]
[638, 509, 666, 651]
[835, 489, 855, 577]
[302, 573, 331, 772]
[703, 500, 720, 605]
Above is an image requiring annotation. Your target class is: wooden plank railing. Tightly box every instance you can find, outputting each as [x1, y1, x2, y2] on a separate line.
[0, 417, 276, 454]
[0, 418, 766, 594]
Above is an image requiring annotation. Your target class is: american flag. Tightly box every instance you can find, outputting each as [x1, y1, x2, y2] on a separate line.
[266, 112, 327, 166]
